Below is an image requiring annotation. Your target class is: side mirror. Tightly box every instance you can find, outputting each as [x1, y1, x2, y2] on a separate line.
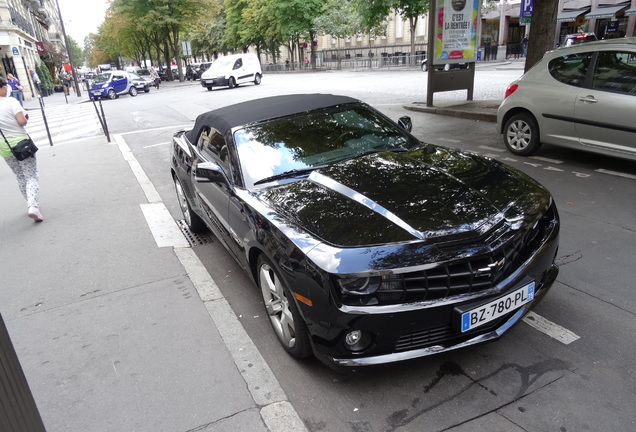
[195, 161, 229, 185]
[398, 116, 412, 132]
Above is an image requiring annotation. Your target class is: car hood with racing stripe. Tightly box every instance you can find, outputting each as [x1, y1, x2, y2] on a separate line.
[257, 146, 551, 247]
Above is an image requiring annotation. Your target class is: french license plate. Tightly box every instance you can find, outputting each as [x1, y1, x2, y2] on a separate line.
[460, 281, 535, 332]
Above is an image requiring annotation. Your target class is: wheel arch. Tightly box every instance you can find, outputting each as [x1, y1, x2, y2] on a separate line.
[499, 107, 538, 134]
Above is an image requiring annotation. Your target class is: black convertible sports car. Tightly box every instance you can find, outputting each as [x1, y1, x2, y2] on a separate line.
[170, 94, 560, 368]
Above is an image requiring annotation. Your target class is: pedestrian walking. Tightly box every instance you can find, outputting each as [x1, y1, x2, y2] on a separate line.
[0, 77, 42, 222]
[521, 36, 529, 57]
[7, 73, 24, 106]
[304, 57, 309, 69]
[30, 69, 41, 94]
[150, 66, 160, 89]
[58, 70, 70, 95]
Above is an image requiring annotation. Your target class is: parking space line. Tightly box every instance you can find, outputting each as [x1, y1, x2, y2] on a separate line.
[529, 156, 564, 164]
[595, 169, 636, 180]
[478, 145, 505, 152]
[523, 311, 580, 345]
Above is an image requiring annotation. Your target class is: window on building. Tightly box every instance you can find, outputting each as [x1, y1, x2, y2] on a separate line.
[395, 13, 404, 38]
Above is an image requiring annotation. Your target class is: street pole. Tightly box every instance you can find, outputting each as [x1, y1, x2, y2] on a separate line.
[54, 0, 81, 97]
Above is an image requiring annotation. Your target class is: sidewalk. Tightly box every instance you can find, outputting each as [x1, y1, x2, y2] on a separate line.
[1, 101, 305, 430]
[402, 59, 525, 122]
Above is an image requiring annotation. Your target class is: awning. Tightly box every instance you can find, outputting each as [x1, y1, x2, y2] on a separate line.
[624, 6, 636, 16]
[557, 7, 591, 22]
[585, 3, 629, 19]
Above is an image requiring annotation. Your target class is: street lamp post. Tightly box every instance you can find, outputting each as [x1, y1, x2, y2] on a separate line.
[54, 0, 81, 97]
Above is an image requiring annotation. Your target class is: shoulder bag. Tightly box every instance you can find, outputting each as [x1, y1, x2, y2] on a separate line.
[0, 128, 38, 161]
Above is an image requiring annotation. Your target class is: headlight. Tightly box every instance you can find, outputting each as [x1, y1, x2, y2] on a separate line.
[337, 276, 382, 295]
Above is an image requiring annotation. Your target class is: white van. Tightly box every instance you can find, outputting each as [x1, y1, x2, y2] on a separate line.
[200, 53, 262, 90]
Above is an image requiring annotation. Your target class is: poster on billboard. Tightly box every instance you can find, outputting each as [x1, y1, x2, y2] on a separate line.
[435, 0, 479, 64]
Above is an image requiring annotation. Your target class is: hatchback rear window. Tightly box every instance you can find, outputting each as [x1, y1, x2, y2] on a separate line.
[548, 52, 593, 87]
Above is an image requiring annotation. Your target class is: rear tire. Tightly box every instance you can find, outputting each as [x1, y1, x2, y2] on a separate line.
[503, 112, 541, 156]
[257, 255, 312, 359]
[443, 63, 451, 71]
[174, 176, 206, 233]
[421, 62, 428, 72]
[254, 73, 262, 85]
[206, 86, 212, 91]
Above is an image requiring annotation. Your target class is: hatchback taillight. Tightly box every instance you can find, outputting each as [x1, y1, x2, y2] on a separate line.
[504, 83, 519, 99]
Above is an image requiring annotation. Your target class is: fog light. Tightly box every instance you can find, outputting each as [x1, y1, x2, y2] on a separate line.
[344, 330, 372, 352]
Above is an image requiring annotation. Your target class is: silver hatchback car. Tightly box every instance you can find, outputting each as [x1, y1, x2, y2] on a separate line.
[497, 38, 636, 161]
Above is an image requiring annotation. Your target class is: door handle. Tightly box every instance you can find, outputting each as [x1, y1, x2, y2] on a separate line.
[578, 95, 597, 103]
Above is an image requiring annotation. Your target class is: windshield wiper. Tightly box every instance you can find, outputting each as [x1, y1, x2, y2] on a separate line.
[253, 166, 326, 186]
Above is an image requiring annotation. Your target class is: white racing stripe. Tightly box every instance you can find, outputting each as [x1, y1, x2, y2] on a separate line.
[523, 311, 580, 345]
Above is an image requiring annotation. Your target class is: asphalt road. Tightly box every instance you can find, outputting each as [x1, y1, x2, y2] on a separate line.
[107, 69, 635, 432]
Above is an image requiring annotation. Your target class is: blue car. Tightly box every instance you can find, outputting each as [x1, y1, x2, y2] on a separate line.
[89, 70, 150, 99]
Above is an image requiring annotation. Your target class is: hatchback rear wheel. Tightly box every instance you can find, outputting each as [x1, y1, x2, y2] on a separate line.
[257, 255, 311, 359]
[503, 112, 541, 156]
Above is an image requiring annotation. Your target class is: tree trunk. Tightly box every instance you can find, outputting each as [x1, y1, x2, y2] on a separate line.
[525, 0, 559, 73]
[409, 17, 417, 66]
[309, 30, 316, 70]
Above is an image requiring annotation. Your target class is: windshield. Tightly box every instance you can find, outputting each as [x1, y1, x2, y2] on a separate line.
[209, 58, 234, 72]
[93, 73, 111, 84]
[234, 103, 420, 188]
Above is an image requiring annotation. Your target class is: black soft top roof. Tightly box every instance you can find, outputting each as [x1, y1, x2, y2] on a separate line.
[185, 94, 359, 142]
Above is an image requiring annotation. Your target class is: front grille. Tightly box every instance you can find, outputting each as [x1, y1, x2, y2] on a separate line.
[394, 312, 513, 353]
[339, 204, 557, 307]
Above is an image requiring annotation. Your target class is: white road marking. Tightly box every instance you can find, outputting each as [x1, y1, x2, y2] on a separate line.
[143, 142, 171, 149]
[437, 137, 461, 144]
[112, 132, 307, 432]
[523, 311, 580, 345]
[479, 145, 505, 152]
[595, 169, 636, 180]
[140, 203, 190, 248]
[529, 156, 564, 164]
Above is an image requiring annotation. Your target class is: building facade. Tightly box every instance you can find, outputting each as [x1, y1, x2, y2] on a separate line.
[0, 0, 63, 101]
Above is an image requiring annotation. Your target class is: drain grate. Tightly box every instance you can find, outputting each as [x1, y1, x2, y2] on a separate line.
[176, 220, 214, 247]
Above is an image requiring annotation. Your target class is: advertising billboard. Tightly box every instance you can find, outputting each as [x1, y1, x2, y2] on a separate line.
[435, 0, 479, 64]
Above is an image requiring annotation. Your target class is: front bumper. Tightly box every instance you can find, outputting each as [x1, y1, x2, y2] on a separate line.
[302, 211, 560, 368]
[201, 77, 228, 88]
[89, 88, 107, 97]
[318, 264, 558, 367]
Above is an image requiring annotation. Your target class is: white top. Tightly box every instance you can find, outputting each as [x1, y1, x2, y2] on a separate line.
[0, 96, 27, 137]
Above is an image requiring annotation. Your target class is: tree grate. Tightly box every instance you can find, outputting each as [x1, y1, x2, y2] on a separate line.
[176, 220, 213, 247]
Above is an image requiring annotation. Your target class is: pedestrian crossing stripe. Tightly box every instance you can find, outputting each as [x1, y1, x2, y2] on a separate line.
[25, 102, 103, 145]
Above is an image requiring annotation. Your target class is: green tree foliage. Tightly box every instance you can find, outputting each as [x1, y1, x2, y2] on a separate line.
[67, 36, 84, 67]
[353, 0, 429, 63]
[264, 0, 325, 68]
[94, 0, 220, 80]
[314, 0, 363, 63]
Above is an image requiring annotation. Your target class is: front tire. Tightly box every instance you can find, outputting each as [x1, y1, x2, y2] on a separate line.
[174, 176, 206, 233]
[443, 63, 451, 71]
[503, 112, 541, 156]
[421, 62, 428, 72]
[228, 77, 236, 89]
[206, 86, 212, 91]
[257, 255, 311, 359]
[107, 89, 117, 100]
[129, 87, 138, 97]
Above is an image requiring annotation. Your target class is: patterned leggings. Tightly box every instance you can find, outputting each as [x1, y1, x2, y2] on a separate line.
[4, 155, 39, 208]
